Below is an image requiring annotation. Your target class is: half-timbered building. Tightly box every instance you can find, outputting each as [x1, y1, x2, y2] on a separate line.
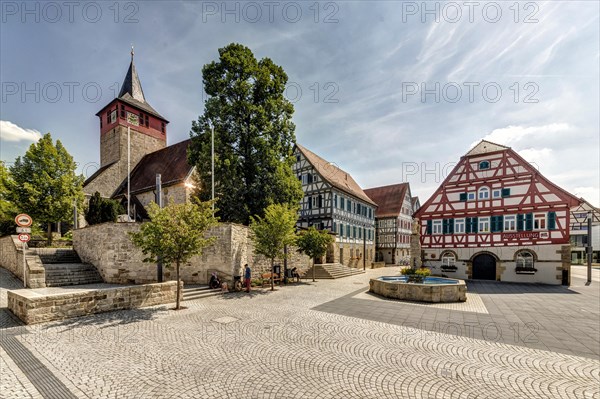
[569, 198, 600, 264]
[293, 144, 377, 267]
[414, 140, 582, 285]
[364, 183, 415, 265]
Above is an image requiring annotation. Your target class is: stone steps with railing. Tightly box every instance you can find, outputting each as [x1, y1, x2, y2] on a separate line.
[182, 285, 223, 301]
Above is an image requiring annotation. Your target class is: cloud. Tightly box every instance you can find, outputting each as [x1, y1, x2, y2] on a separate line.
[472, 123, 571, 148]
[0, 121, 42, 143]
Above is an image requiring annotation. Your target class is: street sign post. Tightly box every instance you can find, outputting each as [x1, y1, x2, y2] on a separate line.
[15, 214, 33, 227]
[15, 214, 32, 288]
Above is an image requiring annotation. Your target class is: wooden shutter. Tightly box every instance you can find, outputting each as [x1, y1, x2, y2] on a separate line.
[459, 193, 467, 202]
[426, 220, 432, 235]
[525, 213, 533, 231]
[517, 214, 524, 231]
[502, 188, 511, 197]
[466, 217, 472, 233]
[548, 211, 557, 230]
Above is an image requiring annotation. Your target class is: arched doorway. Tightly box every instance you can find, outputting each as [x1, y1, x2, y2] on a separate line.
[472, 253, 496, 280]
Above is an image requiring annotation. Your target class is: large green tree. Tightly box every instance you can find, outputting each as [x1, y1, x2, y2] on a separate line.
[9, 133, 84, 244]
[295, 226, 335, 282]
[249, 203, 298, 290]
[189, 43, 302, 225]
[0, 162, 16, 235]
[130, 199, 218, 309]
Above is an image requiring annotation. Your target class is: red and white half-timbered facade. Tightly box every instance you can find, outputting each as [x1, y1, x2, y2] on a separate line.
[414, 140, 582, 285]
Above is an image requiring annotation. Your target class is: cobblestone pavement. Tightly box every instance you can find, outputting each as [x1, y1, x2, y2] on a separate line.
[1, 267, 599, 398]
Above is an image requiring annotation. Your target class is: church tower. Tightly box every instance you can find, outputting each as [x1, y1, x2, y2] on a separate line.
[93, 48, 168, 190]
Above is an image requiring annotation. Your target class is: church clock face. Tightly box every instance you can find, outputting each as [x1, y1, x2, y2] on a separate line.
[127, 112, 139, 126]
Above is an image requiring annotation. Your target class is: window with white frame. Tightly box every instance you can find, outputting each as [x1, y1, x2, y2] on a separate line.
[432, 220, 443, 235]
[478, 217, 490, 233]
[441, 252, 456, 267]
[516, 251, 535, 269]
[454, 218, 465, 233]
[504, 215, 517, 231]
[492, 189, 502, 198]
[467, 192, 476, 201]
[478, 187, 490, 200]
[534, 213, 547, 230]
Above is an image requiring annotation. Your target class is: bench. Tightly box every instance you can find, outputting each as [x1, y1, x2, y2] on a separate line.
[261, 272, 281, 287]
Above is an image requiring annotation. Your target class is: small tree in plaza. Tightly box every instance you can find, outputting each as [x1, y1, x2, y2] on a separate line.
[129, 199, 218, 309]
[249, 203, 298, 291]
[295, 226, 335, 282]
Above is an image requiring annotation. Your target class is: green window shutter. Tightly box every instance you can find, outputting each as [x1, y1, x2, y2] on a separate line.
[472, 217, 478, 233]
[490, 216, 497, 232]
[448, 218, 454, 234]
[442, 219, 448, 234]
[459, 193, 467, 202]
[497, 215, 504, 232]
[426, 220, 432, 235]
[502, 188, 511, 197]
[517, 214, 524, 231]
[548, 211, 556, 230]
[466, 217, 472, 233]
[525, 213, 533, 231]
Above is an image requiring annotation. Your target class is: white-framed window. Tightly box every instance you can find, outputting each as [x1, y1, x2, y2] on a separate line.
[441, 252, 456, 267]
[516, 251, 535, 269]
[534, 213, 547, 230]
[478, 217, 490, 233]
[432, 220, 443, 235]
[504, 215, 517, 231]
[454, 218, 465, 234]
[478, 187, 490, 200]
[467, 192, 476, 201]
[492, 189, 502, 198]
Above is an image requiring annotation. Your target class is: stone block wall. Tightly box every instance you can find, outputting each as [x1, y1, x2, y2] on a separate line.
[7, 281, 181, 324]
[0, 236, 46, 288]
[73, 222, 311, 284]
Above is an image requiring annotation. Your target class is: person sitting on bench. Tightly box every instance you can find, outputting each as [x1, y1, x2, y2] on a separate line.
[291, 267, 300, 282]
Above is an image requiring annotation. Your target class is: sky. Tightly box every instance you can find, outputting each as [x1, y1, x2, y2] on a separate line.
[1, 1, 599, 206]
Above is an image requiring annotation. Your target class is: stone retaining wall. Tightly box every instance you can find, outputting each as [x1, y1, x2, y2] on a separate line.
[7, 281, 181, 324]
[73, 222, 311, 285]
[0, 236, 46, 288]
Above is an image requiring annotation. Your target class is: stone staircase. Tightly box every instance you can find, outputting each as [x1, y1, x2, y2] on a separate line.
[35, 248, 104, 287]
[182, 285, 223, 301]
[302, 263, 365, 279]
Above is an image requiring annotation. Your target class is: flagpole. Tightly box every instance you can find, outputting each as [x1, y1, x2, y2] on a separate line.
[127, 125, 131, 221]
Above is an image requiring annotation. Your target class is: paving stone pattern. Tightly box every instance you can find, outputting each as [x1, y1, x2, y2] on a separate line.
[1, 266, 599, 398]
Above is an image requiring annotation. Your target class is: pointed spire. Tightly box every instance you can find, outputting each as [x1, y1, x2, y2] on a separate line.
[118, 46, 146, 103]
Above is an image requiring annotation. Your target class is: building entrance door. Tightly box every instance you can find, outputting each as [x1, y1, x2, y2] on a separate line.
[472, 254, 496, 280]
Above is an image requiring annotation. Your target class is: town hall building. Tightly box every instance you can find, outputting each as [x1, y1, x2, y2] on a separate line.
[414, 140, 582, 285]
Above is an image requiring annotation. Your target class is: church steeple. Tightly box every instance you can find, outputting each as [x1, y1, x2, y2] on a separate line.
[118, 45, 146, 103]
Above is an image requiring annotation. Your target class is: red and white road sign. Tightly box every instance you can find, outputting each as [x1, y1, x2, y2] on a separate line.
[15, 214, 33, 227]
[18, 234, 30, 243]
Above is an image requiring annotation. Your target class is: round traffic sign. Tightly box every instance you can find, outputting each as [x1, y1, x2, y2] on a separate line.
[15, 214, 33, 227]
[18, 234, 30, 243]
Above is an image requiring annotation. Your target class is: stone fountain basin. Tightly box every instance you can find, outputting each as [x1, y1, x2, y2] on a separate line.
[369, 276, 467, 303]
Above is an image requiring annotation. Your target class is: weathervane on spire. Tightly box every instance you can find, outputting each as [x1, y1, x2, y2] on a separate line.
[131, 45, 134, 61]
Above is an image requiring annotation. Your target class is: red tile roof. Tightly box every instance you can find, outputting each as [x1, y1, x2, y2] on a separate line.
[113, 139, 193, 197]
[364, 183, 409, 218]
[295, 144, 377, 206]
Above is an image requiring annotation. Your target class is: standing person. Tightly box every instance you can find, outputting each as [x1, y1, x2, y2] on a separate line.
[244, 264, 251, 293]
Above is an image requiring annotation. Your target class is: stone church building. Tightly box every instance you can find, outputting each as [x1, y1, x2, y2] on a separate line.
[83, 50, 195, 218]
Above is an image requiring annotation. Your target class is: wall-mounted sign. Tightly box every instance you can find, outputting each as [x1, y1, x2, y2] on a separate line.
[503, 232, 540, 240]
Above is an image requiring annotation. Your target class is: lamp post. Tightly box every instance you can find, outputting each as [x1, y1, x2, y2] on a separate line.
[587, 211, 593, 284]
[156, 174, 163, 282]
[211, 122, 215, 215]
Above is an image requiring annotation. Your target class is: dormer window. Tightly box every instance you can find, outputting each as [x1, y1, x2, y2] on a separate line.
[479, 161, 490, 170]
